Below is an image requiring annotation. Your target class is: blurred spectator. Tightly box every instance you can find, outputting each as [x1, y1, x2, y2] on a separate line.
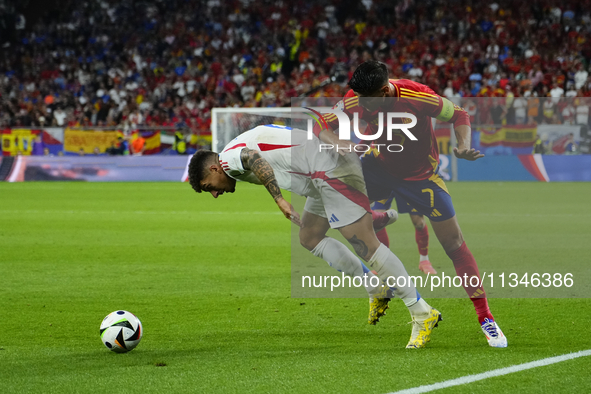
[565, 85, 578, 98]
[106, 137, 128, 155]
[575, 98, 590, 126]
[575, 65, 589, 90]
[241, 79, 256, 102]
[550, 83, 565, 104]
[173, 131, 187, 155]
[564, 133, 578, 154]
[32, 135, 44, 156]
[561, 100, 576, 125]
[533, 134, 545, 154]
[130, 133, 146, 156]
[543, 100, 556, 124]
[513, 95, 527, 125]
[527, 94, 540, 124]
[53, 107, 67, 127]
[1, 0, 591, 131]
[490, 101, 506, 125]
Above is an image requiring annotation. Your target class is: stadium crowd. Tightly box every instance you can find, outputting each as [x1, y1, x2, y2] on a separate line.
[1, 0, 591, 132]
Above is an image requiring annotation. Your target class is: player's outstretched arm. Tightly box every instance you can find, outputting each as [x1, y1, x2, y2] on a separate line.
[402, 83, 484, 162]
[240, 148, 302, 227]
[453, 124, 485, 161]
[427, 95, 483, 161]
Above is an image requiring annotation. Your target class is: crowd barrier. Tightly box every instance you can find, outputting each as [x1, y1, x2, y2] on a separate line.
[1, 154, 590, 182]
[1, 156, 190, 182]
[453, 154, 591, 181]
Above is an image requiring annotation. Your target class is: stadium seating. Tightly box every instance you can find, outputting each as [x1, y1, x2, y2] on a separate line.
[1, 0, 590, 131]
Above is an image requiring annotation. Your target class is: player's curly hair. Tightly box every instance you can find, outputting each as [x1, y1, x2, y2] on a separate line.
[348, 60, 389, 96]
[188, 150, 218, 193]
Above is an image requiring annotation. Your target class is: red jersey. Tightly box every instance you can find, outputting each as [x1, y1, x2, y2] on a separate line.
[319, 79, 470, 181]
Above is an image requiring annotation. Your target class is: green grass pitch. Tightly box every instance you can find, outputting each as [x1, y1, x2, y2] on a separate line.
[1, 181, 590, 393]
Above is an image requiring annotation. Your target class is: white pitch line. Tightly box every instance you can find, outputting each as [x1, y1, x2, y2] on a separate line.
[465, 213, 591, 218]
[388, 349, 591, 394]
[0, 209, 282, 216]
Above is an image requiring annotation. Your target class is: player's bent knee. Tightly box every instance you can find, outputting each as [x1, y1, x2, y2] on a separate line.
[299, 229, 324, 251]
[441, 235, 464, 254]
[410, 215, 425, 230]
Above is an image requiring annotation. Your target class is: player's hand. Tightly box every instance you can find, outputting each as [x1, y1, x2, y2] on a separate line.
[453, 147, 484, 161]
[336, 139, 357, 156]
[276, 197, 302, 227]
[319, 129, 357, 156]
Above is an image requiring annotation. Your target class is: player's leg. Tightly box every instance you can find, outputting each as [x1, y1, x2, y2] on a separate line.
[415, 175, 507, 347]
[393, 175, 506, 347]
[371, 194, 397, 247]
[299, 198, 388, 324]
[298, 204, 331, 251]
[362, 155, 397, 247]
[337, 213, 419, 305]
[429, 216, 506, 347]
[372, 210, 398, 243]
[320, 156, 416, 299]
[320, 154, 440, 347]
[389, 193, 435, 274]
[337, 212, 441, 348]
[299, 199, 381, 299]
[410, 214, 437, 274]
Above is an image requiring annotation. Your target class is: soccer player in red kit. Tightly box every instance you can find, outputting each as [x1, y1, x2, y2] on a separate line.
[312, 60, 507, 348]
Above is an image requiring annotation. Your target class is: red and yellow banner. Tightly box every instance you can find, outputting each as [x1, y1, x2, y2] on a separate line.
[143, 131, 161, 154]
[64, 128, 119, 154]
[129, 130, 161, 155]
[479, 126, 537, 148]
[2, 129, 39, 156]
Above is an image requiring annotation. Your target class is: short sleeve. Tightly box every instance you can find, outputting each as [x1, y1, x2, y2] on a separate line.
[219, 147, 245, 175]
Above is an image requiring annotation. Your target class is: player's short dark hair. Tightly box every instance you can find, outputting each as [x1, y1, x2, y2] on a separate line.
[188, 150, 218, 193]
[348, 60, 389, 96]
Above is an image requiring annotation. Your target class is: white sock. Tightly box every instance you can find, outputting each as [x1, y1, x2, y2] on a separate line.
[407, 297, 431, 318]
[367, 243, 421, 307]
[311, 237, 380, 296]
[419, 254, 429, 262]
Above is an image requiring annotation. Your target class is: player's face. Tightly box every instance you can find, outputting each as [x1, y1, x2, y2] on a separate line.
[200, 168, 236, 198]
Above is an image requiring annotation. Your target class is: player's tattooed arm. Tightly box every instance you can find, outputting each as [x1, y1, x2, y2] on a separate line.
[240, 148, 302, 227]
[240, 148, 282, 201]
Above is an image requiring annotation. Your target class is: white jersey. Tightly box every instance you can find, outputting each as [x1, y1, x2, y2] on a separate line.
[218, 124, 335, 198]
[218, 124, 370, 228]
[576, 104, 589, 125]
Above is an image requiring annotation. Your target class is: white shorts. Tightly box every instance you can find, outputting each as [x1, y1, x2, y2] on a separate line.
[302, 152, 370, 229]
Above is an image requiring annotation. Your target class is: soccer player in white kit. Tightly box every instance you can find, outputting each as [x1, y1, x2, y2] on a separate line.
[188, 124, 441, 348]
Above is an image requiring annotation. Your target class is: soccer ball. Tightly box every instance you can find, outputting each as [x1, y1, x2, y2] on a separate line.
[100, 310, 143, 353]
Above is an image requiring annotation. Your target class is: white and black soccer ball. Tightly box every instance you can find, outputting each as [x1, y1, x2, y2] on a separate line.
[100, 310, 143, 353]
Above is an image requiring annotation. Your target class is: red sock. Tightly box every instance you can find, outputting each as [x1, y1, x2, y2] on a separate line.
[375, 228, 390, 247]
[415, 225, 429, 256]
[371, 210, 389, 230]
[446, 241, 493, 324]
